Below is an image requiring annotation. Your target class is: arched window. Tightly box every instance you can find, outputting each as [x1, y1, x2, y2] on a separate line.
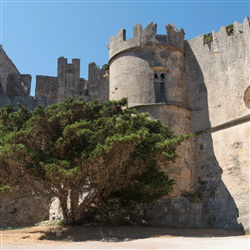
[160, 73, 165, 79]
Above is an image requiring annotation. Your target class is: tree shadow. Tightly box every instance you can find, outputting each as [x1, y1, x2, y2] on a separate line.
[38, 225, 244, 242]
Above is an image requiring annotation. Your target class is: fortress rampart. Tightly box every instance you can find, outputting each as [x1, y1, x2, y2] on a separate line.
[107, 18, 249, 230]
[185, 17, 250, 230]
[0, 17, 249, 231]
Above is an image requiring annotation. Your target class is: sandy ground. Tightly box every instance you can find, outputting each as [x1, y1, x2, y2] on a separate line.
[1, 225, 249, 250]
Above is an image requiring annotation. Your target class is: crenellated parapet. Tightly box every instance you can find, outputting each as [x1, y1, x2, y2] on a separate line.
[108, 22, 185, 61]
[188, 17, 250, 54]
[35, 57, 88, 106]
[166, 23, 185, 50]
[56, 57, 84, 102]
[218, 16, 249, 37]
[57, 57, 80, 78]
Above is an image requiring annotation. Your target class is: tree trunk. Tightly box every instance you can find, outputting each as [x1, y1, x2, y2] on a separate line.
[69, 189, 79, 224]
[58, 190, 70, 224]
[75, 189, 98, 222]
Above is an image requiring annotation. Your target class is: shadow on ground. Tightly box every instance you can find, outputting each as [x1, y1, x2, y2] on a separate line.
[38, 226, 245, 242]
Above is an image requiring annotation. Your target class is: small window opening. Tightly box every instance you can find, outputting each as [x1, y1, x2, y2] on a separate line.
[160, 73, 165, 80]
[154, 73, 158, 79]
[154, 82, 165, 103]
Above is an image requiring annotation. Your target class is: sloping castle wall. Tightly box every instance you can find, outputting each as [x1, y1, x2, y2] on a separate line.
[0, 46, 36, 109]
[185, 17, 249, 230]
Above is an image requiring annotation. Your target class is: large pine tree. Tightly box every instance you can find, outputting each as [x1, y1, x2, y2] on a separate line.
[0, 98, 192, 225]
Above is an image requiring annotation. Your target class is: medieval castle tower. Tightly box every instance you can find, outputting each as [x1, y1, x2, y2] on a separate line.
[0, 17, 249, 231]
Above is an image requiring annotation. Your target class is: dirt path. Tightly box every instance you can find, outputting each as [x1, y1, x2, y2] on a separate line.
[1, 225, 249, 249]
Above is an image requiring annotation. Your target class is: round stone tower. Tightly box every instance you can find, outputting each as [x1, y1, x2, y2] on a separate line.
[108, 23, 195, 195]
[108, 22, 186, 108]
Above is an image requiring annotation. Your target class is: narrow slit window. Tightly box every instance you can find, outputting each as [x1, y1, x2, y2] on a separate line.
[154, 82, 165, 103]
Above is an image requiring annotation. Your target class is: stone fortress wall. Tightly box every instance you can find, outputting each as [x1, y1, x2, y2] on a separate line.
[185, 17, 250, 230]
[0, 17, 249, 231]
[0, 46, 36, 109]
[0, 49, 109, 109]
[107, 17, 249, 230]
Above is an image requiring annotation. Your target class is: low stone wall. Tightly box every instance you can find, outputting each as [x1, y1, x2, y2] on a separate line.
[0, 187, 50, 228]
[146, 197, 203, 228]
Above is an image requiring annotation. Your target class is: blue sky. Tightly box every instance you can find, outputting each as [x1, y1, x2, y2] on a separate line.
[0, 0, 249, 96]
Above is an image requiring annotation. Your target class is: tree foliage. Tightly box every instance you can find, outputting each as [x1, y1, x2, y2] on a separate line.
[0, 98, 192, 225]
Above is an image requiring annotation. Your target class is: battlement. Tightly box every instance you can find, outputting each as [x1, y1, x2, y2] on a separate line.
[57, 57, 80, 77]
[108, 22, 185, 61]
[210, 16, 250, 44]
[188, 17, 250, 51]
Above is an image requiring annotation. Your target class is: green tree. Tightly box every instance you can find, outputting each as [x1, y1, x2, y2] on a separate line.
[0, 98, 192, 225]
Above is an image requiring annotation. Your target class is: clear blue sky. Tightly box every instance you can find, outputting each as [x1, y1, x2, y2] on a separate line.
[0, 0, 249, 96]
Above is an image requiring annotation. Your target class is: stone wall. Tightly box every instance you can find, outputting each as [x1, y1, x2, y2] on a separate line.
[35, 57, 88, 106]
[36, 76, 58, 106]
[210, 123, 249, 229]
[110, 53, 155, 105]
[185, 17, 250, 230]
[35, 59, 109, 106]
[135, 104, 195, 196]
[57, 57, 84, 102]
[0, 46, 20, 93]
[0, 47, 109, 109]
[0, 187, 50, 228]
[0, 45, 34, 108]
[21, 74, 32, 95]
[146, 197, 203, 228]
[186, 17, 249, 131]
[88, 62, 109, 102]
